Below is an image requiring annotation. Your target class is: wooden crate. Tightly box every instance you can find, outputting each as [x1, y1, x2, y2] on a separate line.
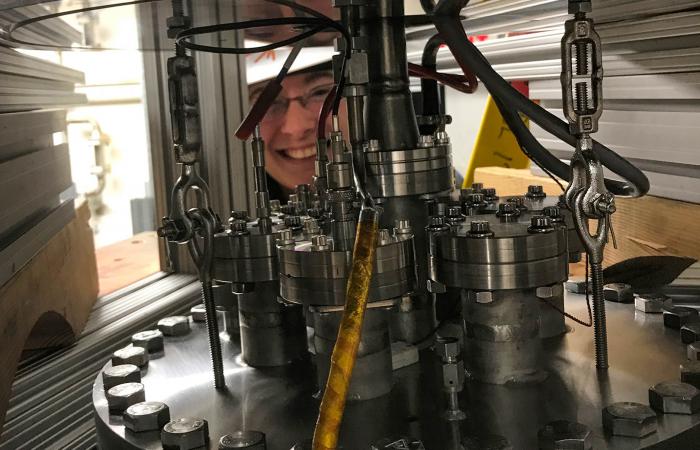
[474, 167, 700, 267]
[0, 202, 98, 434]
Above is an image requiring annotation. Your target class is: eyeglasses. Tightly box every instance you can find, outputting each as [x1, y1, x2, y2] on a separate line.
[258, 83, 335, 123]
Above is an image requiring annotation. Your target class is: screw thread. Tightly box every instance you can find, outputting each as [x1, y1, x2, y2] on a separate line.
[201, 281, 226, 388]
[575, 42, 589, 75]
[590, 262, 609, 369]
[575, 82, 589, 113]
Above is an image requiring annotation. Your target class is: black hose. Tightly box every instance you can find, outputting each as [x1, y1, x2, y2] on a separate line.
[432, 14, 649, 198]
[421, 33, 445, 119]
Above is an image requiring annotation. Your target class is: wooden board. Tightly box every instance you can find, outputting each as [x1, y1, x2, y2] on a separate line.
[474, 167, 700, 269]
[0, 202, 98, 434]
[95, 231, 160, 297]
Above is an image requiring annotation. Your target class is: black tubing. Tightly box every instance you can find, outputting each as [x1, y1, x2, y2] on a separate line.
[421, 33, 445, 118]
[432, 14, 649, 198]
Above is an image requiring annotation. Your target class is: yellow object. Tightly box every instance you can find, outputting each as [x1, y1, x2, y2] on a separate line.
[462, 94, 531, 188]
[312, 207, 379, 450]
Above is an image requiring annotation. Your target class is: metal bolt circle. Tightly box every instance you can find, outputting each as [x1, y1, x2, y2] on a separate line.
[131, 329, 164, 352]
[112, 345, 149, 367]
[218, 430, 266, 449]
[158, 316, 191, 336]
[106, 382, 145, 413]
[538, 420, 592, 450]
[649, 381, 700, 414]
[162, 417, 209, 450]
[124, 401, 171, 432]
[190, 304, 207, 323]
[103, 364, 141, 390]
[602, 402, 657, 437]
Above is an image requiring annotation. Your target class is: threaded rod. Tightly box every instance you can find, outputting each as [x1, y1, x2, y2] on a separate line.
[590, 262, 609, 369]
[201, 280, 226, 388]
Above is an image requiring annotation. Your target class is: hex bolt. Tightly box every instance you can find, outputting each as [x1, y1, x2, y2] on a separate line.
[394, 219, 412, 236]
[106, 382, 145, 413]
[284, 215, 302, 230]
[496, 202, 519, 221]
[377, 229, 392, 245]
[446, 206, 465, 223]
[506, 196, 527, 210]
[277, 228, 295, 248]
[681, 323, 700, 344]
[124, 401, 171, 433]
[528, 215, 553, 233]
[542, 206, 564, 224]
[230, 210, 249, 221]
[190, 304, 207, 323]
[536, 284, 564, 299]
[482, 188, 498, 202]
[218, 430, 267, 449]
[418, 135, 434, 147]
[468, 220, 493, 238]
[635, 295, 665, 314]
[162, 417, 209, 450]
[303, 218, 320, 236]
[538, 420, 592, 450]
[663, 306, 699, 330]
[112, 345, 149, 368]
[102, 364, 141, 391]
[602, 402, 657, 437]
[434, 336, 460, 363]
[688, 342, 700, 360]
[471, 182, 483, 192]
[469, 290, 494, 304]
[433, 337, 465, 421]
[269, 199, 281, 213]
[526, 184, 546, 199]
[311, 234, 331, 251]
[565, 279, 591, 294]
[428, 215, 447, 229]
[603, 283, 634, 303]
[230, 219, 248, 234]
[680, 361, 700, 389]
[649, 381, 700, 414]
[158, 316, 191, 336]
[131, 330, 164, 353]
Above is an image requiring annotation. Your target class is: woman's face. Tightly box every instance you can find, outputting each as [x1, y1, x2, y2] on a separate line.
[252, 71, 348, 191]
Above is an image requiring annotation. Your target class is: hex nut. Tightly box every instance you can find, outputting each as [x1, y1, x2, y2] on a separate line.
[688, 342, 700, 361]
[441, 361, 465, 391]
[602, 402, 657, 437]
[158, 316, 191, 336]
[131, 329, 164, 353]
[218, 430, 266, 449]
[124, 401, 171, 433]
[649, 381, 700, 414]
[106, 382, 145, 413]
[663, 307, 699, 330]
[434, 337, 460, 361]
[112, 345, 149, 368]
[603, 283, 634, 303]
[680, 361, 700, 389]
[162, 417, 209, 450]
[536, 284, 564, 299]
[538, 420, 592, 450]
[190, 304, 207, 323]
[681, 323, 700, 344]
[469, 290, 494, 304]
[102, 364, 141, 391]
[635, 296, 664, 314]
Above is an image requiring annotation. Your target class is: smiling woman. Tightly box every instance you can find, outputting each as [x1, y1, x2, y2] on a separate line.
[249, 64, 349, 199]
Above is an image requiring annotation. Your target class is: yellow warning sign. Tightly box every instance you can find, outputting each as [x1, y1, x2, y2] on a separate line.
[462, 94, 530, 188]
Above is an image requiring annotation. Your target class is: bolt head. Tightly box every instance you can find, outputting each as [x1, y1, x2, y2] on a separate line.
[124, 401, 171, 433]
[468, 220, 492, 238]
[635, 296, 664, 314]
[528, 215, 552, 233]
[131, 329, 164, 353]
[649, 381, 700, 414]
[269, 199, 281, 212]
[681, 323, 700, 344]
[469, 290, 494, 304]
[526, 184, 546, 199]
[538, 420, 592, 450]
[565, 279, 591, 294]
[190, 304, 207, 323]
[103, 364, 141, 391]
[663, 306, 699, 330]
[471, 182, 484, 192]
[688, 342, 700, 360]
[158, 316, 191, 336]
[602, 402, 657, 437]
[603, 283, 634, 303]
[536, 284, 564, 299]
[106, 382, 145, 413]
[680, 361, 700, 389]
[218, 431, 266, 449]
[162, 417, 209, 450]
[112, 345, 149, 368]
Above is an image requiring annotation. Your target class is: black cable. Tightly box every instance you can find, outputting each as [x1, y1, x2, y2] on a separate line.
[175, 17, 330, 54]
[431, 14, 649, 198]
